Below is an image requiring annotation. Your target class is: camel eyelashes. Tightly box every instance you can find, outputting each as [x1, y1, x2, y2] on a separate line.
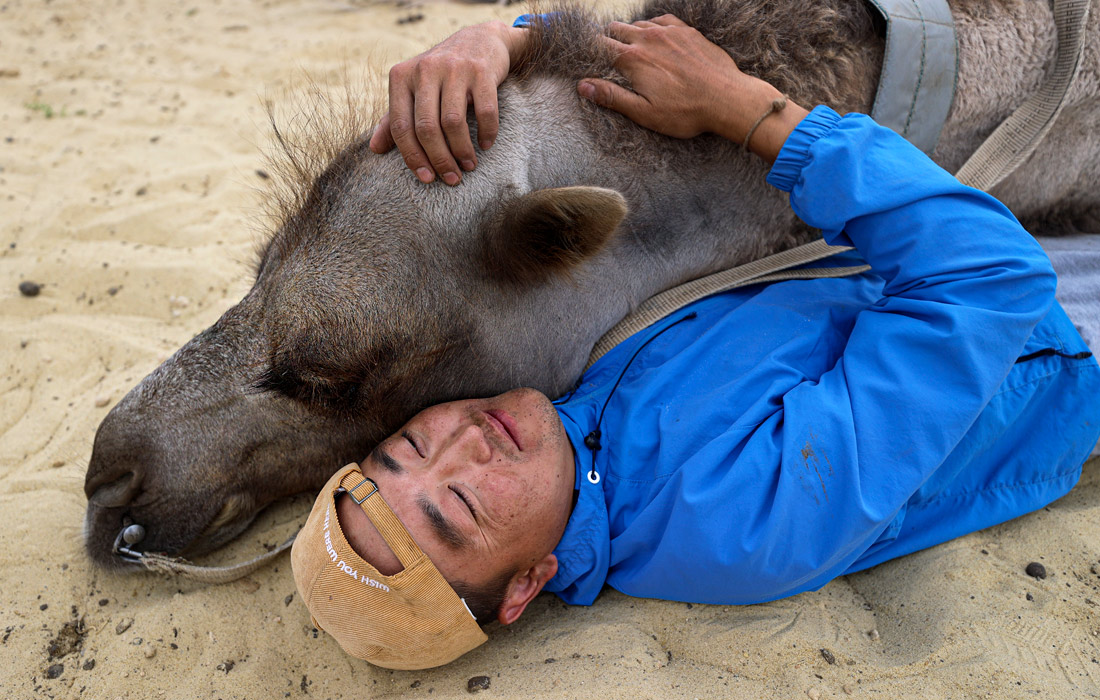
[253, 366, 361, 409]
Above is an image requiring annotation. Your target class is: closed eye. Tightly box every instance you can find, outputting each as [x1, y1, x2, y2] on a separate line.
[449, 485, 477, 521]
[403, 431, 424, 458]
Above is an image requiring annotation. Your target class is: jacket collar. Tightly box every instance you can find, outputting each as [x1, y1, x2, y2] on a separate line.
[543, 405, 610, 605]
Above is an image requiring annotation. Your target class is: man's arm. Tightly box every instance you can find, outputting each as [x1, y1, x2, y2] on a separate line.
[575, 16, 1059, 603]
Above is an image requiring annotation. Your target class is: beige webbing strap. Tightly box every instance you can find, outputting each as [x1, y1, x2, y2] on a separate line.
[341, 470, 423, 567]
[955, 0, 1091, 190]
[586, 239, 869, 370]
[136, 535, 296, 584]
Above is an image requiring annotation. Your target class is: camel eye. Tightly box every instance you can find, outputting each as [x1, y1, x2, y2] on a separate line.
[253, 366, 359, 409]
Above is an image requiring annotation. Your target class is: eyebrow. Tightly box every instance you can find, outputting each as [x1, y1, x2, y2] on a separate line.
[370, 444, 405, 475]
[416, 493, 469, 550]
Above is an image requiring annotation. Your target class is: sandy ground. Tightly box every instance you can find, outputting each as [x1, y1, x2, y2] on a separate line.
[1, 0, 1099, 698]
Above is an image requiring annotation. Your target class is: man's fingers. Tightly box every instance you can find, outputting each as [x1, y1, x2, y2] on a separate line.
[387, 83, 435, 184]
[440, 86, 476, 172]
[578, 78, 649, 122]
[413, 78, 463, 185]
[596, 34, 629, 56]
[607, 21, 644, 43]
[472, 77, 500, 151]
[649, 14, 688, 27]
[369, 113, 395, 154]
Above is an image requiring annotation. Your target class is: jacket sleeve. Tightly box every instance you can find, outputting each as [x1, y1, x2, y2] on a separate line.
[679, 106, 1056, 602]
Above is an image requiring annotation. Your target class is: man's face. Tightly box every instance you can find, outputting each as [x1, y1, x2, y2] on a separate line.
[336, 387, 576, 599]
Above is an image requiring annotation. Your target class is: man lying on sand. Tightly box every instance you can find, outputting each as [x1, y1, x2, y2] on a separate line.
[290, 16, 1100, 670]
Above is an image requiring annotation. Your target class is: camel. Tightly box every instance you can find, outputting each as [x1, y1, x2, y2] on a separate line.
[83, 0, 1100, 568]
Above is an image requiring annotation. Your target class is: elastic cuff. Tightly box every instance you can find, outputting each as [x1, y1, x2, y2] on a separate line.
[513, 13, 559, 28]
[766, 105, 844, 192]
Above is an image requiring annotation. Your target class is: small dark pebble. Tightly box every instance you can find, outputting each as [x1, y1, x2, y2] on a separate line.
[46, 663, 64, 679]
[131, 637, 143, 646]
[98, 599, 109, 606]
[82, 659, 95, 671]
[820, 648, 837, 665]
[397, 13, 424, 24]
[217, 660, 235, 673]
[135, 186, 147, 196]
[19, 280, 41, 297]
[685, 602, 693, 609]
[466, 675, 490, 693]
[410, 680, 421, 688]
[170, 643, 178, 650]
[1025, 562, 1047, 579]
[1026, 592, 1034, 601]
[981, 549, 989, 555]
[284, 593, 293, 607]
[544, 657, 555, 664]
[40, 603, 48, 611]
[107, 286, 119, 296]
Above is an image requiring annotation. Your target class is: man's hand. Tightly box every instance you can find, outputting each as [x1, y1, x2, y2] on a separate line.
[369, 21, 527, 185]
[578, 15, 808, 163]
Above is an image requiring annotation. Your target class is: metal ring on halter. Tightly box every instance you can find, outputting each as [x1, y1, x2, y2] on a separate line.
[111, 522, 147, 563]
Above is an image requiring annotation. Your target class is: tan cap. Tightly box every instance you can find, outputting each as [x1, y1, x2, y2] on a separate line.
[291, 463, 488, 670]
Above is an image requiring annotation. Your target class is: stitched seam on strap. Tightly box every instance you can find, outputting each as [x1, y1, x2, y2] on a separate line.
[903, 0, 928, 136]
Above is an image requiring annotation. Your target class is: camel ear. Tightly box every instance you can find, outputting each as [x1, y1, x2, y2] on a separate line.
[482, 186, 627, 284]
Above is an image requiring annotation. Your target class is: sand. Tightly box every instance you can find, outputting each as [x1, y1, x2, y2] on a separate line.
[1, 0, 1099, 698]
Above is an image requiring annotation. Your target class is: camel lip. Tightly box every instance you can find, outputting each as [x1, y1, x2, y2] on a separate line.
[484, 409, 522, 451]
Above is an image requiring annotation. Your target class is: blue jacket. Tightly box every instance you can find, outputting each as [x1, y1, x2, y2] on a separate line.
[548, 106, 1100, 606]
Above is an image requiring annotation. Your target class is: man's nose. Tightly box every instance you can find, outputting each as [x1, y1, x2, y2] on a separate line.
[452, 422, 492, 464]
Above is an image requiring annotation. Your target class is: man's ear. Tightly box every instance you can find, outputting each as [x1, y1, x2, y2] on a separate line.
[482, 186, 628, 285]
[497, 554, 559, 625]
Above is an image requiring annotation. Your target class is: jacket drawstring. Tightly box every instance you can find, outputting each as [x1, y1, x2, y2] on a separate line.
[584, 312, 697, 485]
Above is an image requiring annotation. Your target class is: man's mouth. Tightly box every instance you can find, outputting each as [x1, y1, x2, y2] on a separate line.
[484, 409, 522, 451]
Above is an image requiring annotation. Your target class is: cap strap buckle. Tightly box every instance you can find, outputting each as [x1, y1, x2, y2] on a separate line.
[346, 476, 379, 505]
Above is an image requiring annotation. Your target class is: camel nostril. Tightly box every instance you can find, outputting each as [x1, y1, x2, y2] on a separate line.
[87, 470, 143, 509]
